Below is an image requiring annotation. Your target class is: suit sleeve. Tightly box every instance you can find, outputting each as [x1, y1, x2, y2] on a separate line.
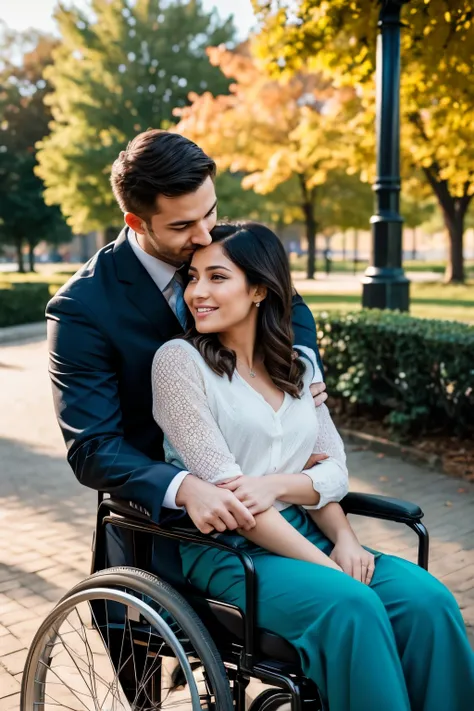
[291, 292, 324, 377]
[46, 292, 181, 522]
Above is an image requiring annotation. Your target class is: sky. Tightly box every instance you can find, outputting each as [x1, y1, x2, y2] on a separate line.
[0, 0, 257, 39]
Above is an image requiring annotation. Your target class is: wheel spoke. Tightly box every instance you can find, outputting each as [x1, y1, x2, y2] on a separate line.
[37, 660, 91, 711]
[24, 578, 227, 711]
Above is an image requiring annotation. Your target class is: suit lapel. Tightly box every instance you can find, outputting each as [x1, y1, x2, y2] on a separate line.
[113, 227, 183, 339]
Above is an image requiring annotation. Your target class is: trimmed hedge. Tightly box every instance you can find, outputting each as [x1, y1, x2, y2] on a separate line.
[0, 282, 52, 328]
[316, 310, 474, 436]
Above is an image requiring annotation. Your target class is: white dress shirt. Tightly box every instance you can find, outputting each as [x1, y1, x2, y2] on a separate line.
[152, 340, 348, 511]
[127, 231, 189, 508]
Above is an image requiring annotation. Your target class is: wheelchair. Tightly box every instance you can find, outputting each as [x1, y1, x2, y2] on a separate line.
[20, 491, 429, 711]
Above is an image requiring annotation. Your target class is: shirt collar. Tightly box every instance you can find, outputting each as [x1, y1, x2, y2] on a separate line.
[127, 230, 178, 292]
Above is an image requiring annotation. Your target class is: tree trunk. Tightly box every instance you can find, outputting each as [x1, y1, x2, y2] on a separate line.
[444, 214, 465, 284]
[422, 168, 471, 284]
[96, 228, 108, 249]
[15, 237, 25, 273]
[298, 177, 317, 280]
[303, 201, 317, 280]
[324, 234, 331, 275]
[411, 227, 417, 261]
[342, 230, 347, 261]
[28, 242, 36, 272]
[353, 229, 359, 275]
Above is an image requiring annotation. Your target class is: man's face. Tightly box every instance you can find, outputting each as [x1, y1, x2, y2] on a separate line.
[129, 176, 217, 267]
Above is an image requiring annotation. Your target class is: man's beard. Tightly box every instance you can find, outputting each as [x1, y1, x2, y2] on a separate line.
[143, 224, 195, 265]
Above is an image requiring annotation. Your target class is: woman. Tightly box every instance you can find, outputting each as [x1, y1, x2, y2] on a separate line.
[152, 222, 474, 711]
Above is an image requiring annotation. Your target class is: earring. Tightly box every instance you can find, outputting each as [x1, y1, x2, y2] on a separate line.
[255, 302, 260, 308]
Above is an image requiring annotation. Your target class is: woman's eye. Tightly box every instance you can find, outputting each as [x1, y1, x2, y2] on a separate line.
[211, 274, 226, 281]
[188, 275, 197, 282]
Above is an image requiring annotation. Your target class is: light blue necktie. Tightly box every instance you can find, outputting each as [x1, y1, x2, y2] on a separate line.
[170, 273, 188, 330]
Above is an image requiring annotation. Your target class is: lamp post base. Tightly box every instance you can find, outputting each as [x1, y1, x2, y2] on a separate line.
[362, 269, 410, 311]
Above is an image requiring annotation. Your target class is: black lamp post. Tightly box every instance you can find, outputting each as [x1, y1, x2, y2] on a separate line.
[362, 0, 410, 311]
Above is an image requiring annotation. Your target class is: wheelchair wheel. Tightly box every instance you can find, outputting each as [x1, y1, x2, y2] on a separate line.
[21, 566, 233, 711]
[248, 689, 292, 711]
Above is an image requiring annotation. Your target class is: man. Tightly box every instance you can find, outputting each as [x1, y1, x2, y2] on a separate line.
[47, 129, 326, 548]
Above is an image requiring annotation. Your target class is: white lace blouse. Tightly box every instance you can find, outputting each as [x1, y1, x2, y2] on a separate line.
[152, 339, 348, 511]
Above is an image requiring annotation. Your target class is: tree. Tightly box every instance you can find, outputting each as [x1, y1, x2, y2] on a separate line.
[35, 0, 235, 235]
[253, 0, 474, 283]
[0, 25, 72, 272]
[215, 170, 296, 226]
[174, 44, 355, 278]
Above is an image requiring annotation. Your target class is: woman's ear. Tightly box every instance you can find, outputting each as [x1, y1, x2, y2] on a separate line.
[253, 285, 268, 305]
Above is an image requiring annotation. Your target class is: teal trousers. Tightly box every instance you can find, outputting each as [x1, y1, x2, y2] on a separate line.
[181, 505, 474, 711]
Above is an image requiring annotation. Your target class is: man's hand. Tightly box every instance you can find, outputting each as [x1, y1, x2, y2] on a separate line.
[217, 475, 281, 515]
[176, 476, 256, 534]
[303, 452, 328, 470]
[310, 382, 328, 407]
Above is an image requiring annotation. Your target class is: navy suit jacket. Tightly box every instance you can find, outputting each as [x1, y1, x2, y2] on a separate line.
[47, 227, 322, 531]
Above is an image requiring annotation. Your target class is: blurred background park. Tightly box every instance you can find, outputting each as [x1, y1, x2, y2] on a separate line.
[0, 6, 474, 696]
[0, 0, 473, 464]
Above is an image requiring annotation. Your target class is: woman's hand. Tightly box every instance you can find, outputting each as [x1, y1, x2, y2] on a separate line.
[330, 532, 376, 585]
[218, 475, 281, 515]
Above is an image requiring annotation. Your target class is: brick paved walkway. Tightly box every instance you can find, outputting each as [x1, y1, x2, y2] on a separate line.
[1, 337, 473, 708]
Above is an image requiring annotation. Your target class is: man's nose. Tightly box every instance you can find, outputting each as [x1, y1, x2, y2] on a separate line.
[191, 222, 212, 246]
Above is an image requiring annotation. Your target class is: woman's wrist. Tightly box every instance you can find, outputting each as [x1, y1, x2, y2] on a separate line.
[266, 474, 289, 500]
[334, 527, 358, 545]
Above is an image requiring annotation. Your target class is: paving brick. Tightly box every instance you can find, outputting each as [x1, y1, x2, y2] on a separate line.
[0, 626, 10, 639]
[17, 594, 49, 610]
[0, 601, 22, 616]
[0, 693, 21, 710]
[0, 607, 40, 628]
[429, 550, 474, 578]
[0, 649, 27, 676]
[0, 633, 24, 657]
[0, 583, 22, 596]
[440, 564, 474, 591]
[0, 670, 20, 697]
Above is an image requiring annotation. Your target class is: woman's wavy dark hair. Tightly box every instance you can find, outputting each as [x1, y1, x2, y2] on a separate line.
[186, 222, 306, 398]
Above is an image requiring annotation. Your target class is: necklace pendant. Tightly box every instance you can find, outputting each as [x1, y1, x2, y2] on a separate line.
[249, 371, 256, 378]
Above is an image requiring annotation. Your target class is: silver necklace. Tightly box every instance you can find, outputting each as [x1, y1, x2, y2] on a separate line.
[237, 359, 258, 378]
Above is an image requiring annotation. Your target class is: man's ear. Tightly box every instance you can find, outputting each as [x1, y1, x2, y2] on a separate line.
[124, 212, 146, 234]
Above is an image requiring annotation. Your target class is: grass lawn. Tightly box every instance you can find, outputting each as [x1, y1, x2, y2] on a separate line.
[0, 265, 77, 288]
[291, 256, 474, 278]
[304, 281, 474, 324]
[1, 265, 473, 325]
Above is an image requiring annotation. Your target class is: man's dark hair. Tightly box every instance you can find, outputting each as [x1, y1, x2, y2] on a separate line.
[111, 129, 216, 219]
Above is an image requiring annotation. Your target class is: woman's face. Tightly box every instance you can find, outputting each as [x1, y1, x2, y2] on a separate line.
[185, 242, 261, 334]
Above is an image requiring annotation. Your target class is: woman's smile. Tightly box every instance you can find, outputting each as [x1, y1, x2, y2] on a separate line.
[194, 306, 219, 319]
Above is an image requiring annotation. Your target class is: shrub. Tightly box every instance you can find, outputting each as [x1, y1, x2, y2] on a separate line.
[316, 310, 474, 437]
[0, 282, 52, 327]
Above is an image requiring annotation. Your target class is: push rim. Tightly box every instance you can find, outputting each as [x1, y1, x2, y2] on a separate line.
[21, 587, 204, 711]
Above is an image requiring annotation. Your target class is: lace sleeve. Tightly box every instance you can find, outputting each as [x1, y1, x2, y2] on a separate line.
[295, 343, 349, 509]
[152, 343, 242, 483]
[302, 402, 349, 509]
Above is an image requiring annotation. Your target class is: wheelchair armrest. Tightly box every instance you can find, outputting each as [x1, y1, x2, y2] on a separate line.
[341, 492, 424, 524]
[100, 497, 243, 547]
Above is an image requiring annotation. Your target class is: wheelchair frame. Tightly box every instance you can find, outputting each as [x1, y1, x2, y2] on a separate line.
[90, 491, 429, 711]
